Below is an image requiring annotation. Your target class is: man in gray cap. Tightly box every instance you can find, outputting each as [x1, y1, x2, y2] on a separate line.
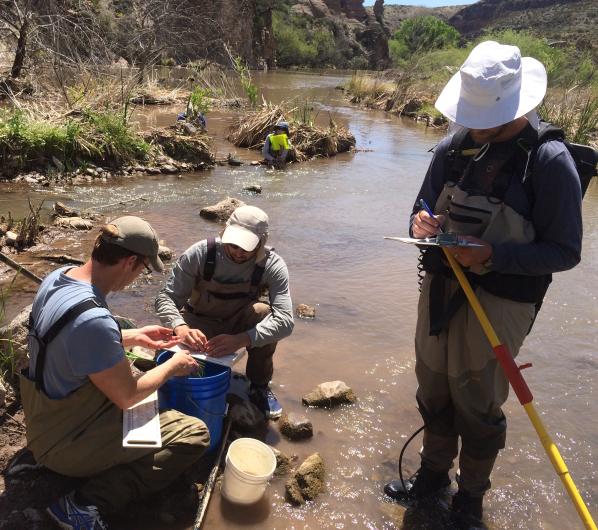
[384, 41, 582, 524]
[156, 205, 294, 419]
[21, 216, 210, 530]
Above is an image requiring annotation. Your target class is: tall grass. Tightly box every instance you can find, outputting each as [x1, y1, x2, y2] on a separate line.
[0, 108, 150, 175]
[541, 88, 598, 145]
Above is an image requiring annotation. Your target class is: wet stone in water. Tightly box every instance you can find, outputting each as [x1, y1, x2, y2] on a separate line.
[230, 400, 266, 431]
[158, 245, 174, 261]
[302, 381, 356, 408]
[279, 412, 313, 440]
[199, 197, 245, 222]
[244, 184, 262, 194]
[296, 303, 316, 319]
[285, 453, 325, 505]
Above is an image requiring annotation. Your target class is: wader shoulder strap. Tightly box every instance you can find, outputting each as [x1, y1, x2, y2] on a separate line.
[32, 298, 103, 392]
[204, 237, 217, 282]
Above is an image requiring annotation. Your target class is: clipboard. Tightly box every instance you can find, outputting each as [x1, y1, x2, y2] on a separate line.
[384, 235, 484, 247]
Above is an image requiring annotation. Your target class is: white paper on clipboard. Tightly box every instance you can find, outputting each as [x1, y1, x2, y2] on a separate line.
[384, 236, 484, 247]
[168, 343, 246, 368]
[123, 391, 162, 448]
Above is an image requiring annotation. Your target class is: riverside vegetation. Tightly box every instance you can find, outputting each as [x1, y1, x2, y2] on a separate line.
[345, 24, 598, 147]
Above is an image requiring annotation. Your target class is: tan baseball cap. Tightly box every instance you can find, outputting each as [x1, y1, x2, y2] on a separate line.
[221, 205, 269, 252]
[102, 216, 164, 272]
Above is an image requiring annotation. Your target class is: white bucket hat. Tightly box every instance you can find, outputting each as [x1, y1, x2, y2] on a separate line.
[435, 41, 547, 130]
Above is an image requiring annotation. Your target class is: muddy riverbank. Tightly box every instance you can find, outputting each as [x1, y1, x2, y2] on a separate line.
[1, 71, 597, 530]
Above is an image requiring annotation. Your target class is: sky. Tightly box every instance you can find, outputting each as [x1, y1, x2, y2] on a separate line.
[363, 0, 478, 6]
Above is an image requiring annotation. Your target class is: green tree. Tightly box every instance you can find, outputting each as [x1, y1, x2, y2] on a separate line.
[391, 16, 460, 60]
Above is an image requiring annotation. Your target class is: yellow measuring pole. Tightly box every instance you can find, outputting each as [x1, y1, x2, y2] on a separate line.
[443, 250, 596, 530]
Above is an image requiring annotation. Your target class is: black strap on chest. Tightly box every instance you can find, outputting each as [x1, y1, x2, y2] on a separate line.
[203, 237, 266, 300]
[29, 298, 104, 392]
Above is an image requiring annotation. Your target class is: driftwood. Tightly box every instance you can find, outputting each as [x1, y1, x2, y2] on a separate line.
[34, 254, 85, 265]
[193, 414, 232, 530]
[0, 252, 43, 284]
[84, 195, 148, 211]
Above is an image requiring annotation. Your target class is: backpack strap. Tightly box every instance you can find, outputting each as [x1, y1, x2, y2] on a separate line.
[32, 298, 104, 392]
[203, 237, 217, 282]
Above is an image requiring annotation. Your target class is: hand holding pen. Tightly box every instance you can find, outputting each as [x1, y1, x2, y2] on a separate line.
[412, 198, 445, 239]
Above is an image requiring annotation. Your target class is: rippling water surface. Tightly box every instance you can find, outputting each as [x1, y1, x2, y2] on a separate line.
[1, 71, 596, 529]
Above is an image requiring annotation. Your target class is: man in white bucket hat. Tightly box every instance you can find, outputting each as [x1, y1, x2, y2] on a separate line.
[156, 205, 294, 419]
[384, 41, 583, 524]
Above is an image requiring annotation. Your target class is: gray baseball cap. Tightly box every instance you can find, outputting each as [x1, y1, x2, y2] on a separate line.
[102, 216, 164, 272]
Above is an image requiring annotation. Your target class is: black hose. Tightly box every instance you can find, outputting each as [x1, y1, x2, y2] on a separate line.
[398, 424, 425, 495]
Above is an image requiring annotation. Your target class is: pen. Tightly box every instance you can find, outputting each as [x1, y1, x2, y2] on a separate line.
[419, 198, 444, 233]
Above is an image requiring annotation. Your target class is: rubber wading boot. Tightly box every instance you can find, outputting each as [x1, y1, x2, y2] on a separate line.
[384, 465, 451, 502]
[452, 489, 484, 524]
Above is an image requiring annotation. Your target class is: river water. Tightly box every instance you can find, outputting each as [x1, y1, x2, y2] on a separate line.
[1, 71, 596, 529]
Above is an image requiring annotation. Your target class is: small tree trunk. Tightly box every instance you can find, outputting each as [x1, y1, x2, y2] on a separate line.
[11, 18, 30, 79]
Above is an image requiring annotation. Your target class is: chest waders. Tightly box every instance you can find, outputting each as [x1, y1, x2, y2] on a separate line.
[186, 238, 266, 320]
[19, 298, 122, 470]
[422, 127, 551, 336]
[415, 130, 596, 528]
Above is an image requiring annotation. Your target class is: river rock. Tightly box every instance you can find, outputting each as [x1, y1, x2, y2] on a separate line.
[158, 245, 174, 261]
[53, 201, 80, 218]
[161, 164, 179, 174]
[271, 447, 296, 476]
[5, 231, 18, 246]
[244, 184, 262, 194]
[22, 507, 42, 523]
[279, 412, 313, 440]
[296, 303, 316, 319]
[230, 400, 266, 430]
[199, 197, 245, 222]
[302, 381, 356, 408]
[54, 217, 93, 230]
[285, 453, 325, 505]
[0, 304, 32, 373]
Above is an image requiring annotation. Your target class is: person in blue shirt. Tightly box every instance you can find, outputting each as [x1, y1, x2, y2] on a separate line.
[21, 216, 209, 530]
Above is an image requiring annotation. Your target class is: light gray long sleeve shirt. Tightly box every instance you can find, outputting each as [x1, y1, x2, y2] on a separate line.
[155, 239, 294, 347]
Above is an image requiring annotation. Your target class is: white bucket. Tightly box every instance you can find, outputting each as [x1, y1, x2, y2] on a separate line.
[221, 438, 277, 505]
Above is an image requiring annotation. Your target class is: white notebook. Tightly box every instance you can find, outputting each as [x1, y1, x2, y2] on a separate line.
[123, 391, 162, 448]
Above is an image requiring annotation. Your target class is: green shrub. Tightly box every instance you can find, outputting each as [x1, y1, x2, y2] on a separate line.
[390, 16, 460, 63]
[273, 10, 347, 68]
[0, 109, 150, 175]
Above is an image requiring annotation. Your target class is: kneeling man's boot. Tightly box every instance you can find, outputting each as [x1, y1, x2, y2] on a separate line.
[384, 464, 450, 502]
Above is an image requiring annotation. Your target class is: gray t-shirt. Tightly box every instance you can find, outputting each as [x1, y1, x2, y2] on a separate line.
[28, 267, 124, 399]
[155, 238, 294, 347]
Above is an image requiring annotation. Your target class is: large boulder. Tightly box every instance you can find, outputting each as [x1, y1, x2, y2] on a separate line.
[285, 453, 325, 505]
[199, 197, 245, 222]
[302, 381, 356, 408]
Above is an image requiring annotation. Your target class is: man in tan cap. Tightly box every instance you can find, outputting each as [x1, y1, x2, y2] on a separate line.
[156, 205, 294, 419]
[384, 41, 583, 524]
[21, 216, 210, 530]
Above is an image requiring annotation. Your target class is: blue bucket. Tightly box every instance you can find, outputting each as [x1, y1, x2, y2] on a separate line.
[156, 350, 231, 452]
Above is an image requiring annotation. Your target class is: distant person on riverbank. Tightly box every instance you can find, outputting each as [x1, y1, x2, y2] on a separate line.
[155, 205, 294, 419]
[22, 216, 209, 530]
[384, 41, 582, 525]
[262, 121, 291, 167]
[177, 109, 206, 130]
